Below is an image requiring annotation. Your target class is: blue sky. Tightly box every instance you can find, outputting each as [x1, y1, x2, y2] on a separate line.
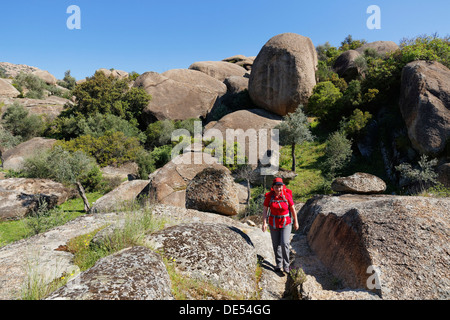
[1, 0, 448, 80]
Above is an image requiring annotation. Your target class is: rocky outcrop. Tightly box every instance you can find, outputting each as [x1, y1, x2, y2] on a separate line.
[188, 61, 248, 82]
[90, 180, 150, 213]
[100, 161, 139, 182]
[0, 79, 20, 98]
[31, 70, 57, 86]
[297, 194, 450, 299]
[133, 70, 226, 123]
[186, 167, 240, 216]
[355, 41, 399, 57]
[46, 246, 173, 300]
[146, 222, 257, 298]
[399, 60, 450, 156]
[204, 108, 282, 163]
[331, 172, 387, 194]
[0, 62, 40, 78]
[0, 96, 70, 121]
[222, 55, 255, 71]
[1, 137, 57, 171]
[248, 33, 317, 116]
[332, 50, 361, 81]
[96, 68, 129, 79]
[145, 152, 226, 207]
[0, 178, 76, 221]
[437, 163, 450, 187]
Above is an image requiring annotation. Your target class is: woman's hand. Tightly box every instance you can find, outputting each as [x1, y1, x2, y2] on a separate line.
[262, 220, 268, 232]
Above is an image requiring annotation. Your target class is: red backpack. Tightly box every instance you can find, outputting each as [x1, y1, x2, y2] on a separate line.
[265, 186, 293, 228]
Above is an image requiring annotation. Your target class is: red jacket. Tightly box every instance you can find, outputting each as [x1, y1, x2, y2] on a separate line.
[264, 188, 294, 228]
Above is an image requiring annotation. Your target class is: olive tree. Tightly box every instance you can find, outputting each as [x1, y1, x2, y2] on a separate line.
[275, 105, 314, 172]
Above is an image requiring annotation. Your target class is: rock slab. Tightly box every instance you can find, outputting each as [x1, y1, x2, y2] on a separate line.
[46, 246, 173, 300]
[298, 194, 450, 300]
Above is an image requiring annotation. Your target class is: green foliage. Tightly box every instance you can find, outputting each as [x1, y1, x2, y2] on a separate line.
[13, 72, 47, 99]
[276, 105, 314, 146]
[339, 35, 367, 51]
[57, 70, 76, 90]
[135, 149, 156, 179]
[339, 109, 373, 138]
[56, 131, 142, 168]
[22, 145, 103, 191]
[316, 41, 341, 66]
[70, 71, 151, 126]
[149, 144, 172, 169]
[1, 102, 45, 141]
[363, 34, 449, 104]
[0, 66, 7, 78]
[145, 118, 198, 149]
[46, 112, 146, 143]
[145, 120, 175, 148]
[306, 81, 343, 120]
[322, 131, 353, 179]
[0, 125, 22, 150]
[399, 34, 450, 68]
[395, 154, 439, 193]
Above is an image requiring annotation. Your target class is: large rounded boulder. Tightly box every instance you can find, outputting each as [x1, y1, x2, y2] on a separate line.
[185, 167, 240, 216]
[399, 60, 450, 156]
[248, 33, 318, 116]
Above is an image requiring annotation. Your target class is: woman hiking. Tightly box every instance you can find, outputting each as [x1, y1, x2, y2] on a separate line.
[262, 177, 299, 274]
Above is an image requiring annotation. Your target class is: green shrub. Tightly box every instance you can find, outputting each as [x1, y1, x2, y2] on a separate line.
[395, 154, 439, 194]
[46, 113, 145, 143]
[56, 131, 142, 168]
[22, 146, 103, 191]
[306, 81, 343, 120]
[0, 125, 22, 150]
[1, 102, 45, 141]
[70, 71, 151, 126]
[339, 109, 373, 138]
[57, 70, 76, 90]
[145, 120, 175, 149]
[12, 73, 47, 99]
[135, 149, 156, 179]
[339, 35, 367, 51]
[322, 131, 353, 179]
[149, 144, 172, 169]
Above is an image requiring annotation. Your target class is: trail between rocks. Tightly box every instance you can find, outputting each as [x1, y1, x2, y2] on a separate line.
[0, 205, 377, 300]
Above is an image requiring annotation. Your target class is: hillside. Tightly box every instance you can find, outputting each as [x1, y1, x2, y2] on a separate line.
[0, 32, 449, 300]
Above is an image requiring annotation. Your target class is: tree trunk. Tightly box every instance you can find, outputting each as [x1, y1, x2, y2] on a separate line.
[246, 179, 251, 206]
[76, 181, 91, 213]
[291, 143, 296, 172]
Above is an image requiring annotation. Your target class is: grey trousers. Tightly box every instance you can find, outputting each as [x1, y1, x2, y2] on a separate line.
[269, 223, 292, 271]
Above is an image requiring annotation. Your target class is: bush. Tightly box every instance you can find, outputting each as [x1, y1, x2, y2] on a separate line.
[149, 144, 172, 169]
[322, 131, 353, 179]
[395, 154, 438, 194]
[135, 149, 156, 179]
[56, 131, 142, 167]
[70, 71, 151, 126]
[46, 113, 146, 143]
[145, 118, 198, 149]
[339, 35, 367, 51]
[57, 70, 76, 90]
[339, 109, 373, 138]
[1, 102, 45, 141]
[145, 120, 175, 149]
[306, 81, 342, 120]
[0, 125, 22, 150]
[22, 146, 103, 191]
[13, 73, 47, 99]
